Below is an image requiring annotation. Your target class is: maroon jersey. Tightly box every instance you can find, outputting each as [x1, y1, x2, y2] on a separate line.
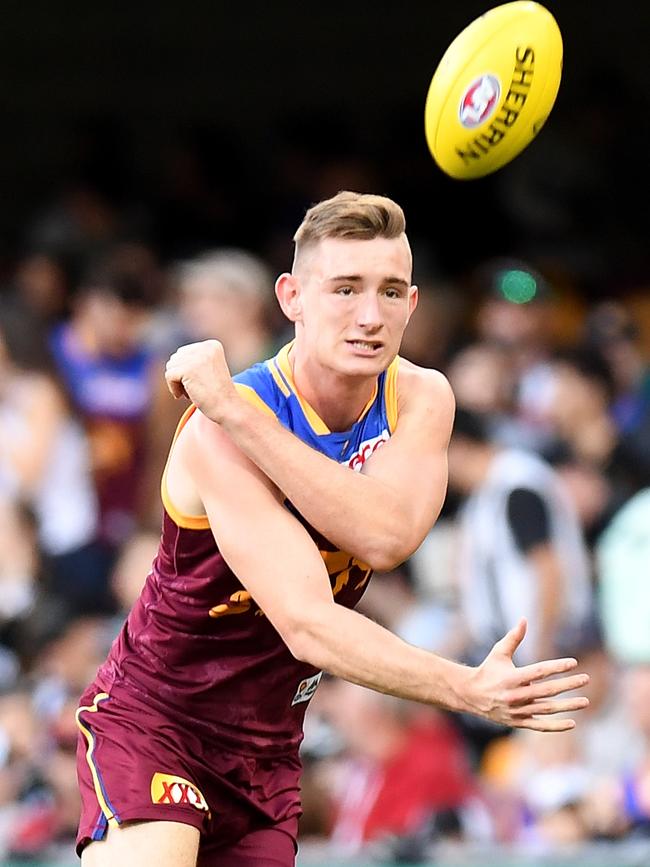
[76, 347, 401, 856]
[93, 347, 400, 756]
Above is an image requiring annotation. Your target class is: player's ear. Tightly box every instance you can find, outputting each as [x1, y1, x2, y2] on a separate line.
[275, 273, 302, 322]
[406, 284, 419, 323]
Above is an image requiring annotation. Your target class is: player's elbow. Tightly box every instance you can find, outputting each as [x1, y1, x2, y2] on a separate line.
[280, 603, 334, 667]
[363, 535, 409, 573]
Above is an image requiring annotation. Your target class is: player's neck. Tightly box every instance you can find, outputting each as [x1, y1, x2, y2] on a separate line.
[289, 349, 377, 432]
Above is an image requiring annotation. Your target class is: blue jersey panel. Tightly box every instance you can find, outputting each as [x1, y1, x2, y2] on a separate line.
[233, 343, 397, 468]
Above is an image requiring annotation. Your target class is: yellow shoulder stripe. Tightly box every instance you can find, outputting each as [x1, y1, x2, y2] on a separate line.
[276, 342, 331, 435]
[234, 382, 276, 417]
[160, 404, 210, 529]
[385, 356, 400, 433]
[266, 359, 290, 397]
[161, 385, 275, 529]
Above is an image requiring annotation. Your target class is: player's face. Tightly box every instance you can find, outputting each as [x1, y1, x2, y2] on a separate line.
[293, 235, 417, 376]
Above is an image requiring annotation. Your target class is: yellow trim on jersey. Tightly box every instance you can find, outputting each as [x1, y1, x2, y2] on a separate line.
[161, 489, 211, 530]
[234, 382, 276, 417]
[266, 359, 290, 397]
[385, 356, 400, 433]
[359, 381, 379, 420]
[275, 341, 379, 434]
[160, 386, 275, 529]
[160, 405, 211, 530]
[75, 693, 120, 829]
[276, 343, 331, 434]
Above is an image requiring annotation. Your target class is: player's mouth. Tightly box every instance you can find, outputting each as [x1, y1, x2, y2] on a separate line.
[346, 339, 383, 355]
[346, 340, 384, 358]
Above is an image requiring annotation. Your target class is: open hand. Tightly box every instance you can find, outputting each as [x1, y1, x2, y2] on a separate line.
[464, 618, 589, 732]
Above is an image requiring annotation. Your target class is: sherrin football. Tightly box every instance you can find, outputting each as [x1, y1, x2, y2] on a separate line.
[424, 1, 562, 179]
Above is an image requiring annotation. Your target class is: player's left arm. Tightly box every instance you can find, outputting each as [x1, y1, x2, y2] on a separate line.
[165, 341, 454, 571]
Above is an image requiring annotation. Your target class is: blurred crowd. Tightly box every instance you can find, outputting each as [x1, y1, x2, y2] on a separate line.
[0, 155, 650, 865]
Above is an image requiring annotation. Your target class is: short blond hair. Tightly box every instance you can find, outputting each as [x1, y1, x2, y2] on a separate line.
[293, 191, 406, 264]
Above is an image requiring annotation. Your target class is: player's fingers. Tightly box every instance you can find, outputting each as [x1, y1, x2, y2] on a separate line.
[492, 618, 527, 659]
[511, 696, 589, 717]
[164, 367, 189, 399]
[509, 673, 589, 704]
[515, 716, 577, 733]
[513, 657, 579, 684]
[169, 382, 188, 400]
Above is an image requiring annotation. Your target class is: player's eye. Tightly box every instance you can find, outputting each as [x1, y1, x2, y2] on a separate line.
[336, 285, 354, 296]
[384, 287, 401, 299]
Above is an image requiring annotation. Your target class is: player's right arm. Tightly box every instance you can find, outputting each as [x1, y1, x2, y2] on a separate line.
[168, 410, 589, 732]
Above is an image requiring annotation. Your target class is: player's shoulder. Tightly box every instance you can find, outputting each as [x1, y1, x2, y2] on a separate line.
[396, 356, 455, 410]
[233, 356, 283, 418]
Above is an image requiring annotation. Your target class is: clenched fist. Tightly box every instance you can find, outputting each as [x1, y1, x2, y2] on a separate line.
[165, 340, 238, 424]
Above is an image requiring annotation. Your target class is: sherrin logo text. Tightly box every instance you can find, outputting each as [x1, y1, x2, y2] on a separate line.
[456, 47, 536, 165]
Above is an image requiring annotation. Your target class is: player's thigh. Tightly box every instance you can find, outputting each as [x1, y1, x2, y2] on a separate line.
[81, 819, 200, 867]
[200, 826, 296, 867]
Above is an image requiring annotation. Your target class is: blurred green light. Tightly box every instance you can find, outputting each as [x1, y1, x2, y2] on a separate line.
[497, 269, 538, 304]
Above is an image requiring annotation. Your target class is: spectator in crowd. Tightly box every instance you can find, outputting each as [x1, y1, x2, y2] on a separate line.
[9, 251, 74, 327]
[447, 407, 593, 668]
[398, 277, 466, 371]
[0, 619, 113, 862]
[582, 301, 650, 491]
[319, 680, 481, 860]
[140, 248, 282, 529]
[596, 487, 650, 666]
[0, 300, 106, 616]
[579, 665, 650, 841]
[481, 725, 592, 850]
[446, 342, 522, 447]
[171, 248, 279, 372]
[48, 249, 159, 550]
[471, 259, 559, 454]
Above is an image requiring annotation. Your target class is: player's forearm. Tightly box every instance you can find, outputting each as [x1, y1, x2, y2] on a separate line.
[219, 397, 410, 570]
[288, 600, 473, 713]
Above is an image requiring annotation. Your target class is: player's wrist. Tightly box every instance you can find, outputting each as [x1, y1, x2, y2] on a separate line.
[205, 387, 244, 426]
[214, 389, 258, 431]
[433, 656, 477, 715]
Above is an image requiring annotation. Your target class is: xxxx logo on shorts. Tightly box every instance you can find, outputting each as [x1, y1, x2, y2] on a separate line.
[151, 772, 210, 816]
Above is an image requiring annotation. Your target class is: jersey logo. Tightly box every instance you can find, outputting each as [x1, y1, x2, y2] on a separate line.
[346, 430, 389, 472]
[291, 671, 322, 706]
[151, 772, 210, 815]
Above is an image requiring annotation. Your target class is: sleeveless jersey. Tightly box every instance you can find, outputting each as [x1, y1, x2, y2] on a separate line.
[94, 343, 400, 758]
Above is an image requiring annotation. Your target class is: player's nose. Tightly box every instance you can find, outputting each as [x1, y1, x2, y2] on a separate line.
[355, 291, 383, 330]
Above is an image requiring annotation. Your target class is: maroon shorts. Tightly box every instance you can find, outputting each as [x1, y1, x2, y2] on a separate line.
[75, 685, 301, 865]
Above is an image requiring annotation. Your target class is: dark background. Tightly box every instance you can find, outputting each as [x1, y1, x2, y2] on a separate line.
[1, 1, 649, 295]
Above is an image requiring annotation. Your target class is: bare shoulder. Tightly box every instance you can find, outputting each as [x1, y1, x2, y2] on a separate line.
[396, 357, 455, 413]
[180, 407, 280, 495]
[181, 407, 245, 467]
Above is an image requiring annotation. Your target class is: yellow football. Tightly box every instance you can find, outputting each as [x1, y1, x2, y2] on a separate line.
[424, 1, 562, 179]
